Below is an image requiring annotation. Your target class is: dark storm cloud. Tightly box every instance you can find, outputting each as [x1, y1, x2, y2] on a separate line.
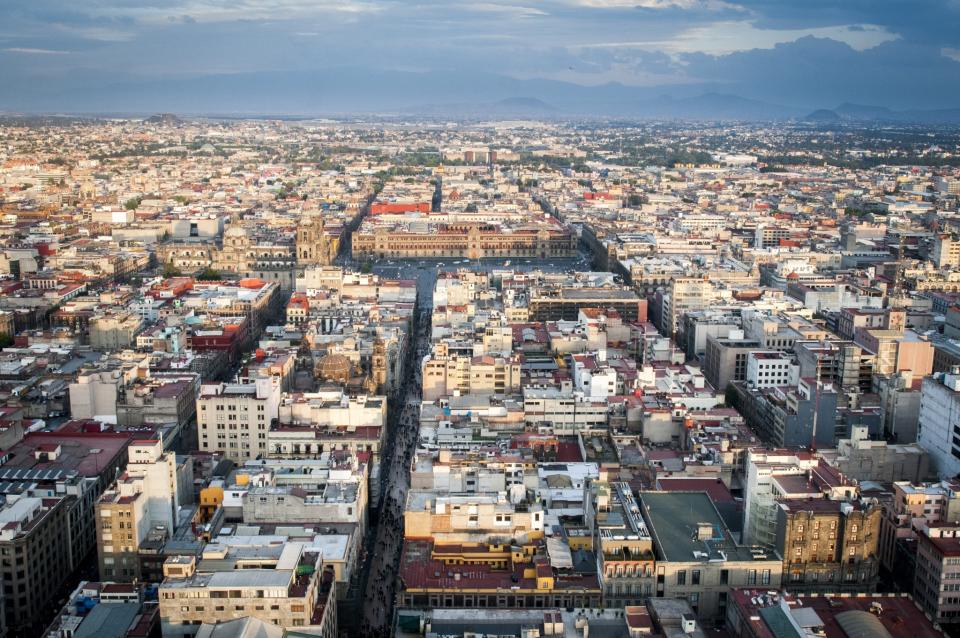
[0, 0, 957, 111]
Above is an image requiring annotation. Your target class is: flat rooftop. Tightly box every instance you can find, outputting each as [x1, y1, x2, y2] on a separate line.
[641, 491, 776, 563]
[3, 432, 129, 477]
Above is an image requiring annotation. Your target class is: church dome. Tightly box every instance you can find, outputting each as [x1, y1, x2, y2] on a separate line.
[316, 354, 353, 383]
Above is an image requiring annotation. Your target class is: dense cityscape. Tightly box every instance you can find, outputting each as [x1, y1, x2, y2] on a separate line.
[0, 115, 959, 638]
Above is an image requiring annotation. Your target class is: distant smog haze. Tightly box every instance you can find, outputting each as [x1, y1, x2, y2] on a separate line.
[1, 0, 959, 118]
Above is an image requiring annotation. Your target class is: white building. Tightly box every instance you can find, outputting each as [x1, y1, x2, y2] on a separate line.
[742, 449, 820, 547]
[918, 370, 960, 478]
[572, 355, 618, 399]
[745, 351, 798, 389]
[197, 377, 282, 462]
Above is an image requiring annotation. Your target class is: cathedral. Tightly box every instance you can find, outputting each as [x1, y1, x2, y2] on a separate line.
[156, 213, 338, 290]
[297, 214, 336, 267]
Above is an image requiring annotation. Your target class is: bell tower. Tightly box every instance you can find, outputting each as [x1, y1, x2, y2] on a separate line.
[297, 214, 330, 265]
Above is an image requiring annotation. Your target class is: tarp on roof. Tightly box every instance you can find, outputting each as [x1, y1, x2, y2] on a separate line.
[835, 610, 893, 638]
[546, 536, 573, 569]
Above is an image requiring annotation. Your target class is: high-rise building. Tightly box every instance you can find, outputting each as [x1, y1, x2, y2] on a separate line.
[197, 378, 282, 462]
[914, 522, 960, 624]
[918, 370, 960, 478]
[96, 439, 181, 582]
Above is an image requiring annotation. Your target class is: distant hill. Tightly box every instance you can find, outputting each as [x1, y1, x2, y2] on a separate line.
[806, 102, 960, 124]
[494, 97, 556, 112]
[409, 96, 559, 118]
[834, 103, 896, 120]
[145, 113, 182, 124]
[804, 108, 842, 122]
[6, 66, 958, 123]
[631, 93, 804, 120]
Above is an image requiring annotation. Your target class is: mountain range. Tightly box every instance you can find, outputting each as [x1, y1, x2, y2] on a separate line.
[3, 67, 959, 123]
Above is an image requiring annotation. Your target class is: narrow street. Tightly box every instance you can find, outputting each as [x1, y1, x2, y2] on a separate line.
[343, 251, 599, 635]
[355, 306, 429, 636]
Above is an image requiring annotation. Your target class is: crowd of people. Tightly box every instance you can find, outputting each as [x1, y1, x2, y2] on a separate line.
[358, 313, 428, 636]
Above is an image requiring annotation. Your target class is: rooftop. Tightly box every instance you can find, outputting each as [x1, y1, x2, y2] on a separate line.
[641, 491, 777, 563]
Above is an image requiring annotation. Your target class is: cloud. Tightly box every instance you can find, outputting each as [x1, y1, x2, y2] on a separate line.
[564, 0, 738, 9]
[679, 36, 960, 109]
[462, 3, 548, 17]
[576, 21, 898, 55]
[3, 47, 71, 55]
[0, 0, 958, 112]
[110, 0, 389, 25]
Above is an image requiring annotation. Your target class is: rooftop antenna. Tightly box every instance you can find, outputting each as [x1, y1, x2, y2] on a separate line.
[810, 351, 821, 452]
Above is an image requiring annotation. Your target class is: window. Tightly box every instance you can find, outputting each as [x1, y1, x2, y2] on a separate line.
[761, 570, 771, 585]
[676, 570, 686, 586]
[747, 570, 757, 585]
[692, 570, 701, 585]
[720, 569, 729, 585]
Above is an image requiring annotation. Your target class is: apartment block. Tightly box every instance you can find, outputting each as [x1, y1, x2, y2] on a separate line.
[96, 439, 180, 582]
[775, 499, 882, 593]
[918, 370, 960, 478]
[158, 543, 336, 637]
[197, 378, 281, 462]
[640, 491, 783, 624]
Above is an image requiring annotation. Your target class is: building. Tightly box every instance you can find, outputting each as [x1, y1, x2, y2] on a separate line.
[874, 370, 923, 442]
[933, 233, 960, 269]
[528, 288, 647, 323]
[703, 332, 764, 393]
[732, 378, 839, 449]
[158, 543, 336, 637]
[745, 351, 798, 389]
[660, 277, 717, 337]
[742, 450, 838, 548]
[89, 312, 144, 350]
[915, 522, 960, 625]
[775, 499, 882, 593]
[396, 538, 602, 612]
[726, 588, 945, 638]
[394, 607, 647, 638]
[70, 369, 122, 420]
[878, 481, 960, 585]
[196, 378, 282, 462]
[0, 496, 74, 635]
[640, 491, 783, 624]
[353, 221, 576, 260]
[522, 387, 609, 433]
[96, 439, 181, 582]
[585, 480, 655, 608]
[43, 581, 159, 638]
[421, 352, 523, 401]
[296, 214, 336, 267]
[918, 370, 960, 478]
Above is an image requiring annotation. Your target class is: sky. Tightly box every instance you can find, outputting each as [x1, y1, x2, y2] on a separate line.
[1, 0, 959, 112]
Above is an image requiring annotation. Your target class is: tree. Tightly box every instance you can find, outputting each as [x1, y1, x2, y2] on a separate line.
[162, 263, 183, 277]
[124, 197, 142, 211]
[196, 267, 221, 281]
